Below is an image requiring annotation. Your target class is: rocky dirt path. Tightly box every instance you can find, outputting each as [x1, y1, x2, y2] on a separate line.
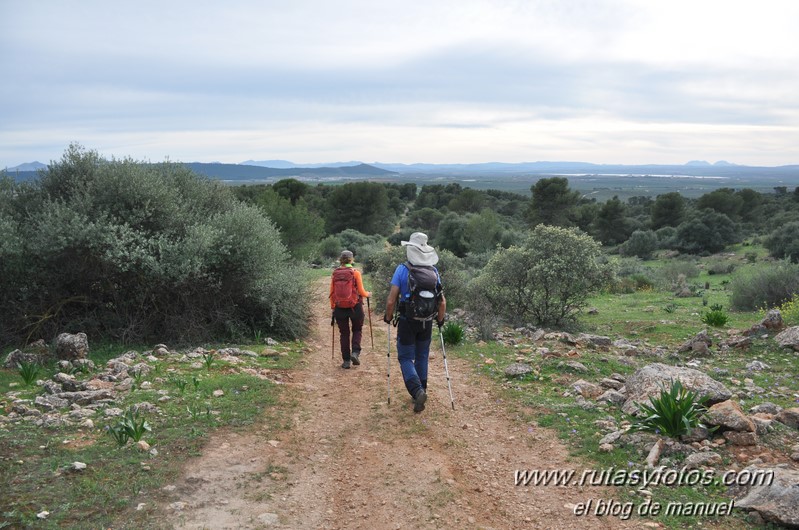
[161, 278, 637, 529]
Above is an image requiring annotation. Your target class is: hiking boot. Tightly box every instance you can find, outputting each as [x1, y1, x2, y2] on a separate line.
[341, 360, 351, 369]
[351, 350, 361, 365]
[413, 388, 427, 413]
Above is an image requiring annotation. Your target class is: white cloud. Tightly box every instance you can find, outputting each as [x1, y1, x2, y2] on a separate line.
[1, 0, 798, 166]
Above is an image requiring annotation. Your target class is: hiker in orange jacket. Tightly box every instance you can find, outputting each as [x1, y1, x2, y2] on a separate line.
[330, 250, 371, 369]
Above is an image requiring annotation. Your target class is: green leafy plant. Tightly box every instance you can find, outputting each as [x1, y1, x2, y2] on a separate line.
[170, 376, 188, 393]
[663, 302, 678, 314]
[441, 321, 465, 345]
[701, 305, 729, 327]
[17, 361, 41, 386]
[777, 293, 799, 326]
[120, 409, 151, 443]
[107, 409, 151, 446]
[107, 424, 130, 446]
[192, 375, 201, 391]
[202, 352, 215, 371]
[130, 370, 145, 390]
[634, 380, 709, 438]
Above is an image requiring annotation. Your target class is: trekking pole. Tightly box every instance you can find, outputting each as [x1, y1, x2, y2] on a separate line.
[331, 314, 335, 360]
[386, 323, 391, 405]
[366, 298, 374, 349]
[438, 323, 456, 410]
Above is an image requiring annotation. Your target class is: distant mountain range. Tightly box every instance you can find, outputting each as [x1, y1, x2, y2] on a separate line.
[5, 159, 798, 183]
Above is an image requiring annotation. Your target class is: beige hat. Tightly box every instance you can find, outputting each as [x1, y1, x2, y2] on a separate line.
[401, 232, 438, 266]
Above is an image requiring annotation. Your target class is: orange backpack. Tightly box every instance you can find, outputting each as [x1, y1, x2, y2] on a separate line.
[332, 267, 359, 308]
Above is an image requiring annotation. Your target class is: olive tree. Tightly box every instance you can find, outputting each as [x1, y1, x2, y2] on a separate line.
[0, 145, 309, 346]
[471, 225, 614, 327]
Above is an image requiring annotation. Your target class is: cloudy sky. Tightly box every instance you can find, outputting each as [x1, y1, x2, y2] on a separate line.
[1, 0, 798, 167]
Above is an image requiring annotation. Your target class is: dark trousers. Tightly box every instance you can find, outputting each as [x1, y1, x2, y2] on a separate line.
[334, 304, 364, 360]
[396, 317, 433, 398]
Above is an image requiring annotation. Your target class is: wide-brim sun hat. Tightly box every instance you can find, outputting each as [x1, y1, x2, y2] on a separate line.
[401, 232, 438, 266]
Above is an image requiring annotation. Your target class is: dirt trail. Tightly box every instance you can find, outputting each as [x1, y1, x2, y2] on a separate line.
[162, 278, 636, 529]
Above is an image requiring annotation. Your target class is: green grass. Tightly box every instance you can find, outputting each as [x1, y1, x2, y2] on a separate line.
[0, 341, 304, 529]
[445, 248, 798, 529]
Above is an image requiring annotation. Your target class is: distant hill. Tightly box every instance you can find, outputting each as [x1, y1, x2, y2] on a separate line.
[241, 160, 366, 169]
[184, 162, 396, 181]
[6, 161, 47, 172]
[3, 162, 397, 183]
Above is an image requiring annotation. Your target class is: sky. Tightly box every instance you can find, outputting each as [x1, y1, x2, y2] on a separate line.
[1, 0, 798, 168]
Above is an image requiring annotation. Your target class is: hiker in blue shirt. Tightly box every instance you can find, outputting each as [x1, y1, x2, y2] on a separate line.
[384, 232, 446, 413]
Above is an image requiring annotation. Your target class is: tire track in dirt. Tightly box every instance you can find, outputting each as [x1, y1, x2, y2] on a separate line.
[161, 277, 637, 529]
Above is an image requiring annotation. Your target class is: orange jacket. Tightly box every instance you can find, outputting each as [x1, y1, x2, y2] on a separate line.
[330, 265, 371, 309]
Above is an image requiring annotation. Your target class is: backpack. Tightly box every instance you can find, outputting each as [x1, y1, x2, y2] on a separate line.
[331, 267, 360, 309]
[402, 261, 443, 321]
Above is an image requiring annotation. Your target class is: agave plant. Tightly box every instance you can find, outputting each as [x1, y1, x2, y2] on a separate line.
[441, 322, 465, 345]
[634, 380, 709, 438]
[17, 361, 41, 386]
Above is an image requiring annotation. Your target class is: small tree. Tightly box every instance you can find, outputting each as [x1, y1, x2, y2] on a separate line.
[473, 225, 614, 327]
[620, 230, 658, 259]
[526, 177, 580, 228]
[650, 192, 685, 230]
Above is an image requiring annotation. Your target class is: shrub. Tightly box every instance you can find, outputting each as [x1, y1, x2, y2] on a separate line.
[730, 261, 799, 310]
[17, 361, 41, 386]
[672, 209, 739, 254]
[441, 321, 465, 345]
[252, 189, 325, 261]
[654, 226, 677, 248]
[620, 230, 658, 259]
[657, 259, 700, 289]
[472, 225, 614, 327]
[0, 145, 309, 346]
[335, 229, 385, 265]
[317, 235, 343, 264]
[765, 221, 799, 263]
[701, 306, 729, 327]
[777, 293, 799, 326]
[634, 380, 709, 438]
[706, 259, 736, 275]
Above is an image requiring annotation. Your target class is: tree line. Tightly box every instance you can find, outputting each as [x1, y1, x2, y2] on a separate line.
[233, 175, 799, 264]
[3, 145, 799, 347]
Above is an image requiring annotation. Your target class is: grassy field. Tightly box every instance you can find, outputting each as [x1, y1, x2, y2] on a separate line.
[0, 341, 305, 529]
[441, 247, 799, 529]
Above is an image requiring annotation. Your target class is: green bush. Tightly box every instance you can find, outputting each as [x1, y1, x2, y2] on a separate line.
[441, 321, 465, 345]
[706, 259, 736, 275]
[657, 259, 700, 289]
[730, 261, 799, 311]
[765, 221, 799, 263]
[700, 306, 729, 327]
[472, 225, 614, 327]
[336, 229, 385, 265]
[17, 361, 41, 386]
[0, 145, 309, 346]
[776, 293, 799, 326]
[673, 209, 739, 255]
[317, 235, 343, 264]
[620, 229, 658, 259]
[634, 380, 709, 438]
